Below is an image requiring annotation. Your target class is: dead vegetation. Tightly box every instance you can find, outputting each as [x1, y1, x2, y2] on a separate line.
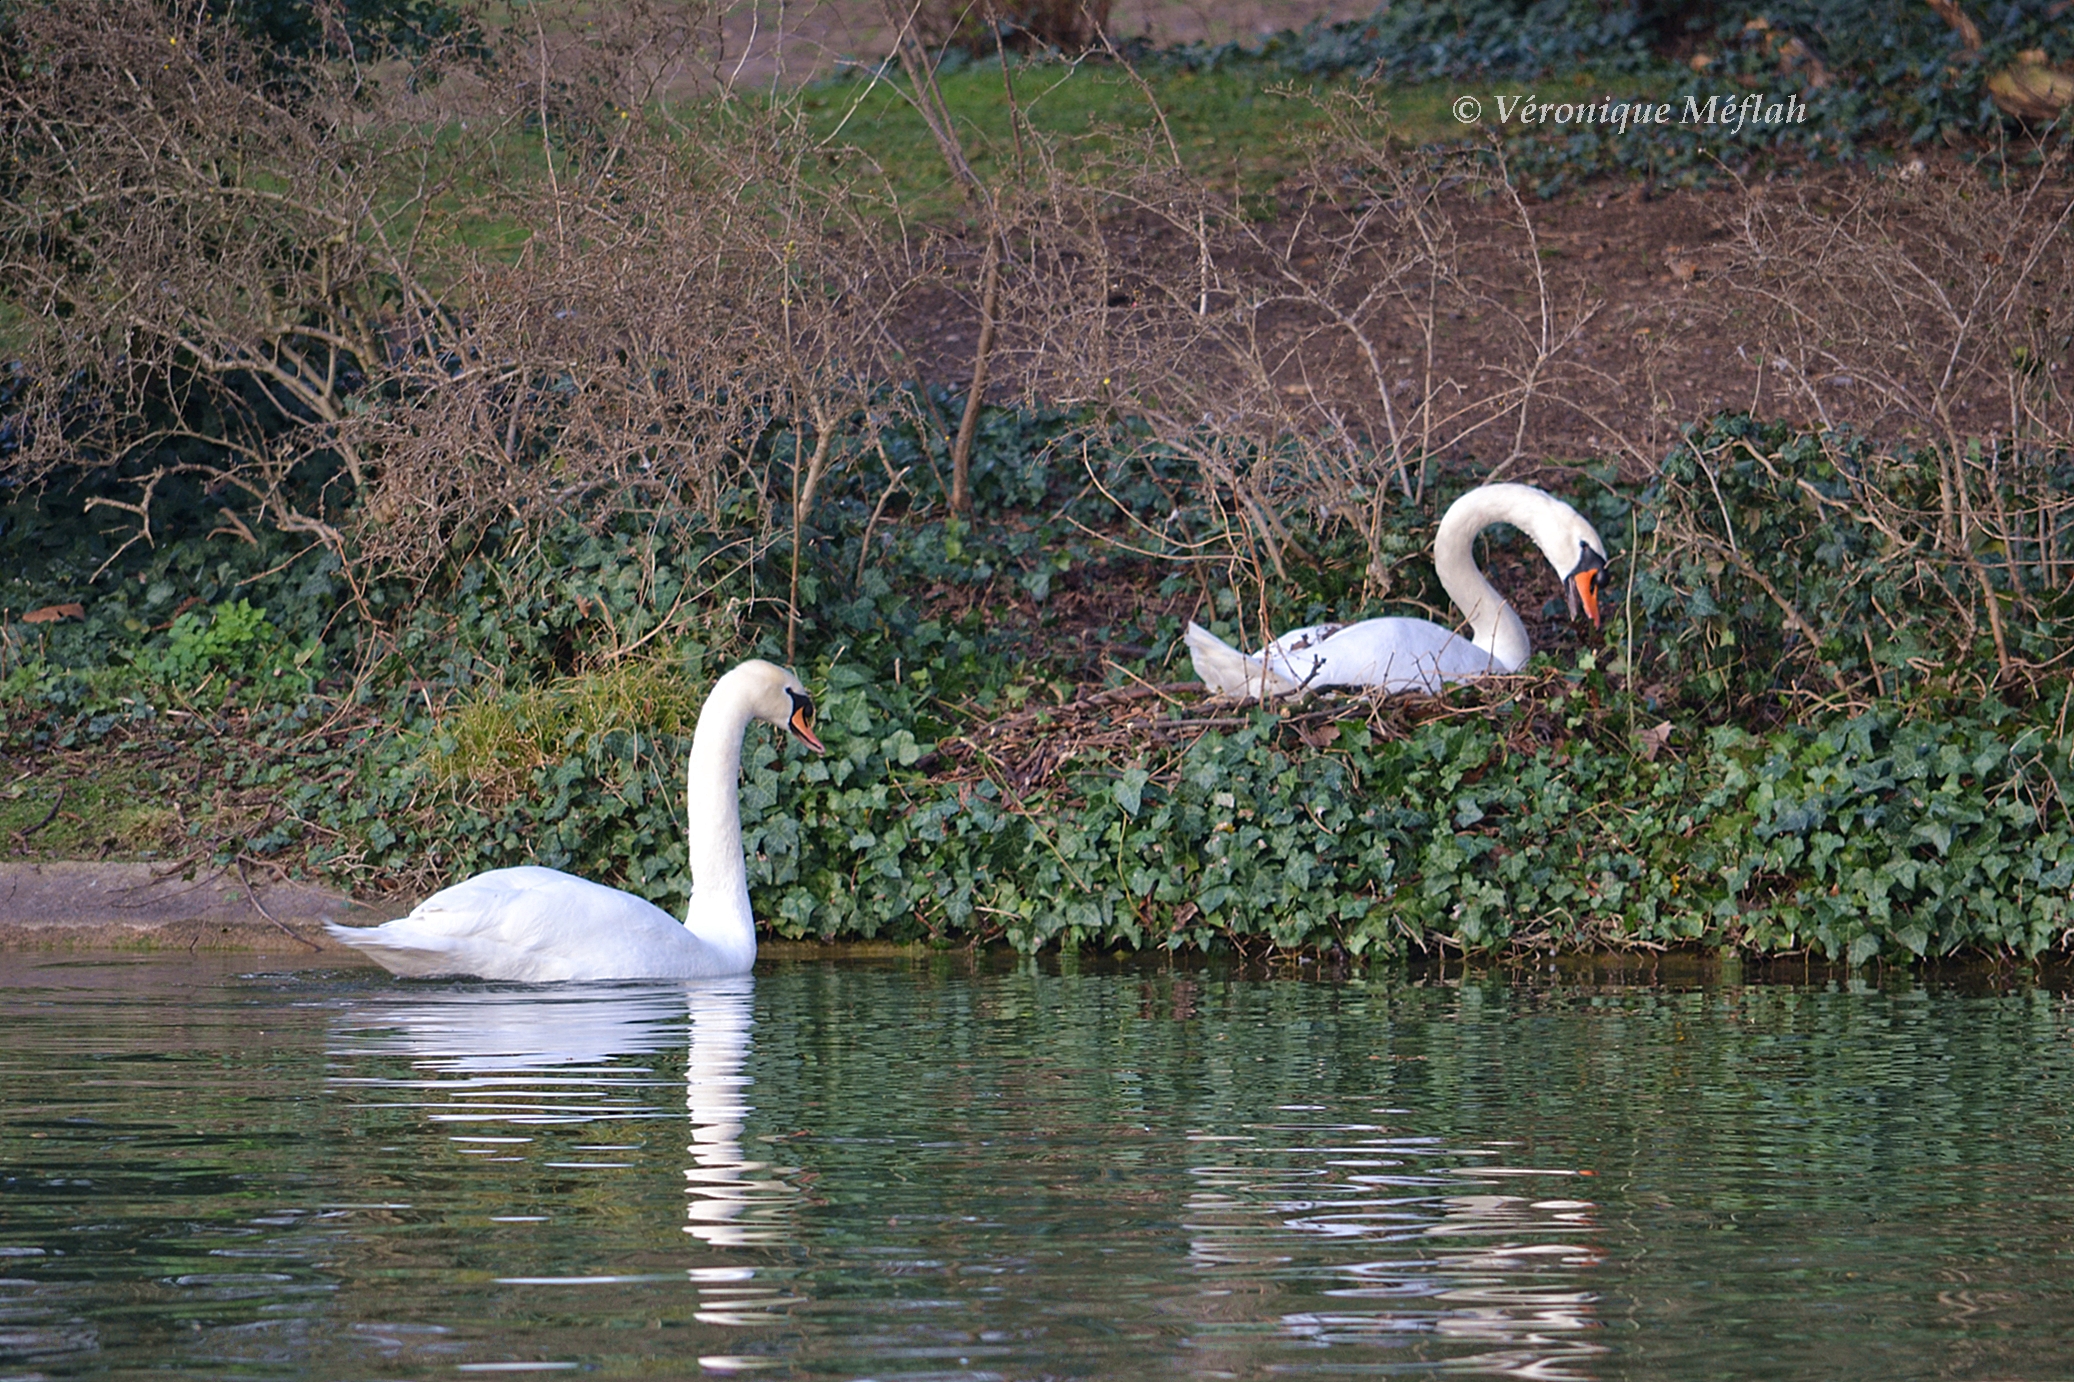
[1700, 154, 2074, 691]
[2, 0, 2072, 685]
[924, 663, 1589, 809]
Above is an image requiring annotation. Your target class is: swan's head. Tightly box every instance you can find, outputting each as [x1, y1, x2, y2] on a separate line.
[1522, 493, 1609, 630]
[722, 660, 825, 755]
[1443, 483, 1610, 630]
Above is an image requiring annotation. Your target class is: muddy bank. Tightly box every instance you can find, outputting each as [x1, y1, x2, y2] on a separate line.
[0, 864, 940, 960]
[0, 862, 403, 953]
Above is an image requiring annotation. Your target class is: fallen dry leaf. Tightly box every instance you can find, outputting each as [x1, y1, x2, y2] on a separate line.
[1988, 52, 2074, 122]
[1636, 721, 1674, 761]
[1299, 722, 1341, 749]
[20, 603, 85, 624]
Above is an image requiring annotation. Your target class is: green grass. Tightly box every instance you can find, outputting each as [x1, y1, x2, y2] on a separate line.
[424, 654, 710, 806]
[795, 60, 1605, 216]
[1, 755, 181, 861]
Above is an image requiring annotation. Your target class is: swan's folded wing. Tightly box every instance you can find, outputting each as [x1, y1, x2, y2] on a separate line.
[1270, 618, 1510, 694]
[327, 869, 611, 979]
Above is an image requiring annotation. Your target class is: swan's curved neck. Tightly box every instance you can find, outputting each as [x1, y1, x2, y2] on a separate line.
[683, 681, 758, 964]
[1432, 485, 1564, 672]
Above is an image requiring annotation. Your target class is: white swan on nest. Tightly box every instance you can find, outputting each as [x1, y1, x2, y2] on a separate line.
[1186, 483, 1608, 700]
[327, 659, 823, 982]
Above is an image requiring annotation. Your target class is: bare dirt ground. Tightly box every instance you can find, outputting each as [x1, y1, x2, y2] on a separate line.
[898, 181, 1819, 484]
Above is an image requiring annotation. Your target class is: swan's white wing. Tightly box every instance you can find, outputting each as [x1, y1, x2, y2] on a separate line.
[327, 865, 714, 982]
[1265, 618, 1513, 694]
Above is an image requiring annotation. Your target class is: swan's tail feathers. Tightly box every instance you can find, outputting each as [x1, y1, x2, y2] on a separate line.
[325, 920, 374, 950]
[1185, 621, 1305, 701]
[326, 920, 467, 979]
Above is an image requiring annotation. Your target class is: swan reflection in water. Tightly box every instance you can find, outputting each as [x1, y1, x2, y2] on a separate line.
[329, 978, 798, 1321]
[1183, 1129, 1605, 1380]
[679, 980, 794, 1250]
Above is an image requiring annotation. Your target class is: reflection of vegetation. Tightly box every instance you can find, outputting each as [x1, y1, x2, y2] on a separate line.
[8, 962, 2074, 1374]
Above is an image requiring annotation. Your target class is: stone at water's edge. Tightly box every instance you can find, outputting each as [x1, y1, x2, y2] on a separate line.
[0, 861, 405, 952]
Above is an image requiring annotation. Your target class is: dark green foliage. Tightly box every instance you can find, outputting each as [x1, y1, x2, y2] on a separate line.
[738, 688, 2072, 962]
[1144, 0, 2073, 190]
[201, 0, 471, 62]
[1220, 0, 1655, 82]
[1613, 415, 2074, 713]
[272, 646, 2072, 965]
[0, 474, 345, 719]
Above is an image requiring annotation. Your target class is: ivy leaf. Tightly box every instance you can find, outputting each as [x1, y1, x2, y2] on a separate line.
[1115, 767, 1150, 818]
[1914, 820, 1953, 856]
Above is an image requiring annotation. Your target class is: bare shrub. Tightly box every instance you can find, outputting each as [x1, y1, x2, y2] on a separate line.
[0, 0, 436, 579]
[48, 0, 2074, 701]
[958, 83, 1597, 621]
[1715, 156, 2074, 684]
[1, 0, 1607, 656]
[1728, 157, 2074, 481]
[903, 0, 1114, 54]
[0, 0, 935, 661]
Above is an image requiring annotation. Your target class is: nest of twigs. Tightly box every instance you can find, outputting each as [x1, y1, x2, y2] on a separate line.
[922, 670, 1587, 802]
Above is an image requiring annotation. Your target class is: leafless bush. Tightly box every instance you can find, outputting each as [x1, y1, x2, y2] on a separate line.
[964, 84, 1596, 611]
[900, 0, 1113, 54]
[1730, 156, 2074, 470]
[1719, 156, 2074, 679]
[0, 0, 937, 657]
[0, 0, 434, 578]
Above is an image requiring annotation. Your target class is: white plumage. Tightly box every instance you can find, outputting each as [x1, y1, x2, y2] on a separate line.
[327, 659, 822, 981]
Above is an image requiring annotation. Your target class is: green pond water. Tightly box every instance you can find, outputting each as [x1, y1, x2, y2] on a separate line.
[1, 953, 2071, 1381]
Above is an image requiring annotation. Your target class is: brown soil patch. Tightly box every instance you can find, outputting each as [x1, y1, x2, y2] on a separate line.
[702, 4, 1933, 477]
[902, 160, 2033, 492]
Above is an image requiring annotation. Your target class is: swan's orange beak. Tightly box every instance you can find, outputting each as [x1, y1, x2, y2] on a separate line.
[1565, 545, 1606, 629]
[786, 690, 825, 755]
[1570, 567, 1603, 628]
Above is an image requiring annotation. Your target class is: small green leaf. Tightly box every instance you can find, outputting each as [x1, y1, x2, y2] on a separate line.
[1115, 767, 1150, 818]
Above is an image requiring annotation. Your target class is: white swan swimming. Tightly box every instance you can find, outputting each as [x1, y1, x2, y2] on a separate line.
[1186, 483, 1608, 700]
[327, 659, 823, 981]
